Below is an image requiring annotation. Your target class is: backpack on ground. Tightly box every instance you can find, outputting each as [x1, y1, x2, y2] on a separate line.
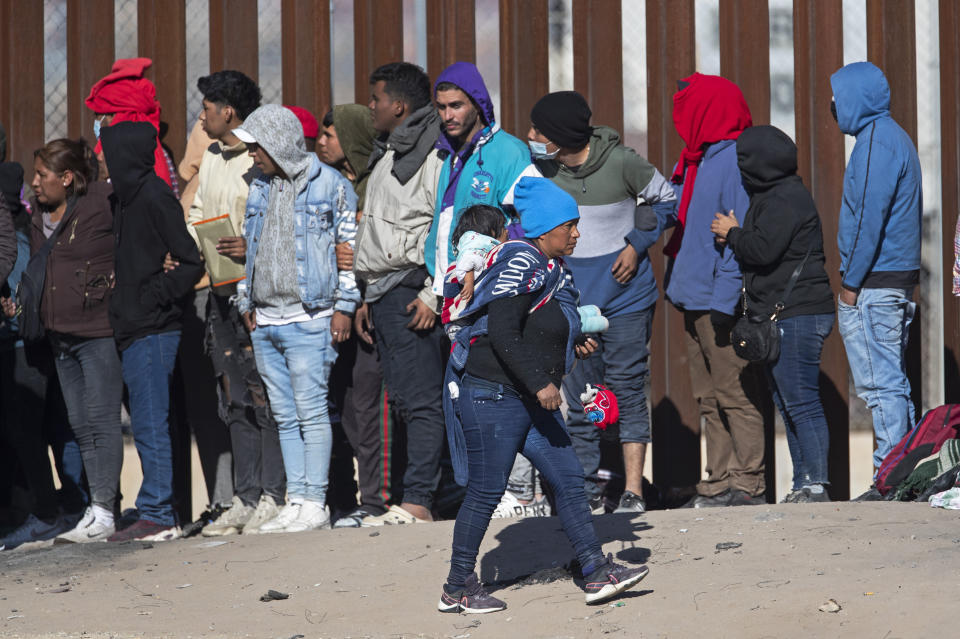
[876, 404, 960, 495]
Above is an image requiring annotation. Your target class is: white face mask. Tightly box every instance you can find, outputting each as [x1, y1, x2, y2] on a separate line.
[528, 139, 558, 160]
[93, 119, 102, 139]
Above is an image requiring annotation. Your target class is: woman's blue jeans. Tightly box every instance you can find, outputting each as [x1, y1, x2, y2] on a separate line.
[767, 313, 834, 489]
[447, 375, 605, 589]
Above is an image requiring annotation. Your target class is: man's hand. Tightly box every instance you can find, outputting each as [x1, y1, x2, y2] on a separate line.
[710, 209, 739, 242]
[575, 337, 599, 359]
[163, 252, 180, 272]
[611, 243, 639, 284]
[405, 297, 437, 331]
[216, 236, 246, 259]
[354, 303, 375, 345]
[1, 296, 16, 318]
[336, 242, 354, 271]
[536, 383, 563, 411]
[242, 310, 257, 333]
[331, 311, 352, 344]
[839, 288, 858, 306]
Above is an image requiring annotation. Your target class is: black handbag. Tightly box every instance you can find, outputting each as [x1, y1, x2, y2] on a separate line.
[17, 205, 73, 342]
[731, 244, 812, 363]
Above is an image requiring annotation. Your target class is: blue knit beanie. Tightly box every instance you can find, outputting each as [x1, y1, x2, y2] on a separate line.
[515, 177, 580, 238]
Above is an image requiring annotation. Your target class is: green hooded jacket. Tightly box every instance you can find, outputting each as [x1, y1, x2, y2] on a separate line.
[332, 104, 377, 210]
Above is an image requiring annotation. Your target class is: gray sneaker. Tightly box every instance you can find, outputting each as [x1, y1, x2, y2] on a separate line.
[1, 513, 73, 550]
[241, 494, 280, 535]
[614, 491, 646, 514]
[792, 485, 830, 503]
[202, 496, 255, 537]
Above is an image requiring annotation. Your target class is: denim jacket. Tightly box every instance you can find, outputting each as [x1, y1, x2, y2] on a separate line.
[235, 155, 360, 315]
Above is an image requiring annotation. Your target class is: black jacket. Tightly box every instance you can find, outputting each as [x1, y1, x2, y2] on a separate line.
[726, 126, 834, 321]
[100, 122, 203, 350]
[0, 162, 23, 285]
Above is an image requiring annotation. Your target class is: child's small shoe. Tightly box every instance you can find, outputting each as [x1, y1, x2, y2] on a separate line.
[577, 305, 609, 334]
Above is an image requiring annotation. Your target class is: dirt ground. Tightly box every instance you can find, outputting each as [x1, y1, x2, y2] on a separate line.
[0, 501, 956, 639]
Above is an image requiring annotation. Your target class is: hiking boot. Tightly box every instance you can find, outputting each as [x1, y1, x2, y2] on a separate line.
[792, 485, 831, 503]
[438, 573, 507, 614]
[284, 500, 330, 533]
[107, 518, 180, 542]
[243, 495, 280, 535]
[583, 554, 649, 605]
[614, 490, 646, 514]
[686, 490, 731, 508]
[729, 490, 765, 506]
[55, 507, 115, 544]
[259, 501, 302, 534]
[333, 505, 383, 529]
[1, 513, 73, 550]
[202, 496, 255, 537]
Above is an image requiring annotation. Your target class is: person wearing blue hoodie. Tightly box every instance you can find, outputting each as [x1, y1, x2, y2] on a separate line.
[427, 61, 540, 296]
[831, 62, 922, 475]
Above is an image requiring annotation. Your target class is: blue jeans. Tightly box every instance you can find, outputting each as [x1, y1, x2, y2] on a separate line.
[767, 313, 834, 489]
[251, 316, 337, 503]
[562, 306, 654, 499]
[121, 332, 181, 526]
[53, 335, 124, 511]
[838, 288, 916, 470]
[447, 375, 605, 589]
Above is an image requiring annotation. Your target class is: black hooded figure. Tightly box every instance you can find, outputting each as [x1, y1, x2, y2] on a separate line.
[99, 121, 202, 540]
[710, 124, 836, 504]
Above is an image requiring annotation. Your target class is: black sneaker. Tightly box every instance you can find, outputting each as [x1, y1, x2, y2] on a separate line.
[583, 554, 649, 604]
[852, 485, 885, 501]
[729, 489, 765, 506]
[437, 573, 507, 614]
[613, 490, 646, 514]
[792, 485, 830, 503]
[685, 490, 731, 508]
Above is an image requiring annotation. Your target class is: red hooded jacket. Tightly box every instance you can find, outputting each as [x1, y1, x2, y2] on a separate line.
[664, 73, 752, 257]
[85, 57, 173, 189]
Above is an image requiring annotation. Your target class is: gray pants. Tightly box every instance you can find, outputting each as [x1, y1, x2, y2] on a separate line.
[506, 454, 539, 501]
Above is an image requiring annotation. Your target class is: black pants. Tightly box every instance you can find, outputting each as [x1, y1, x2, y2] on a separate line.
[370, 282, 446, 509]
[207, 292, 285, 506]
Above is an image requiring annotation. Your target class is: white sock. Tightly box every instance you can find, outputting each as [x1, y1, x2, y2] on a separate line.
[92, 504, 114, 525]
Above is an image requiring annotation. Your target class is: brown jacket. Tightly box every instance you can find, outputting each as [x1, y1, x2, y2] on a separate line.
[30, 181, 115, 338]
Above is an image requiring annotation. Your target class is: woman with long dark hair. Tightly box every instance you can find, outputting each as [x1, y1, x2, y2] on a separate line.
[27, 138, 124, 543]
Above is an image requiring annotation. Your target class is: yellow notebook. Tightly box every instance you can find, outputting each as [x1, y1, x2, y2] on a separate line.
[192, 214, 246, 287]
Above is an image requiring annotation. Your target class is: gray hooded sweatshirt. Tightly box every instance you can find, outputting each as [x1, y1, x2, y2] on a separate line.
[240, 104, 313, 314]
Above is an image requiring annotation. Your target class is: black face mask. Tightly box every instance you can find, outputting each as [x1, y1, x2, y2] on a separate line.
[830, 100, 838, 123]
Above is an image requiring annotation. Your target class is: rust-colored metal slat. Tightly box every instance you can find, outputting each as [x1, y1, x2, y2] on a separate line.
[426, 0, 476, 80]
[572, 0, 624, 136]
[209, 0, 259, 80]
[353, 0, 404, 106]
[281, 0, 332, 117]
[498, 0, 549, 137]
[67, 0, 115, 140]
[940, 0, 960, 402]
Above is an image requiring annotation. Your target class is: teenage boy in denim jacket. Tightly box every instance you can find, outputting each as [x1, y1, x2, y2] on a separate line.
[233, 104, 360, 533]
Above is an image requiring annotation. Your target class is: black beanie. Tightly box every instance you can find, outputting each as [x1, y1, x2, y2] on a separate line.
[529, 91, 593, 149]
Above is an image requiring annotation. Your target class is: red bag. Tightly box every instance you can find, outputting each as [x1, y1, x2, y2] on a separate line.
[876, 404, 960, 495]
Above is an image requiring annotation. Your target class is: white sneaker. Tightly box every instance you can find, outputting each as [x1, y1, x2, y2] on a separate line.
[242, 495, 280, 535]
[201, 496, 255, 537]
[1, 513, 73, 550]
[492, 492, 526, 519]
[54, 507, 115, 544]
[284, 500, 330, 533]
[258, 501, 302, 534]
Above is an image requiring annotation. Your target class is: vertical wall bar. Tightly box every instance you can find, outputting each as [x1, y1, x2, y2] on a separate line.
[571, 0, 623, 135]
[67, 0, 115, 140]
[138, 0, 187, 162]
[866, 0, 922, 416]
[718, 0, 771, 125]
[426, 0, 476, 80]
[209, 0, 259, 79]
[794, 0, 849, 500]
[498, 0, 549, 137]
[281, 0, 332, 115]
[353, 0, 404, 105]
[0, 0, 45, 170]
[646, 0, 700, 495]
[718, 0, 776, 499]
[941, 0, 960, 402]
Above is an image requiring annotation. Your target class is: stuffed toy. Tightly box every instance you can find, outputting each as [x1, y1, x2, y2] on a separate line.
[577, 304, 609, 334]
[580, 383, 619, 429]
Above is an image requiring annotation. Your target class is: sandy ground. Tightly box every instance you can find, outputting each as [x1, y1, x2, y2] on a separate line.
[1, 500, 957, 639]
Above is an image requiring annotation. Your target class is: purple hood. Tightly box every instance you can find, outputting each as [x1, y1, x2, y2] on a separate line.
[434, 62, 497, 155]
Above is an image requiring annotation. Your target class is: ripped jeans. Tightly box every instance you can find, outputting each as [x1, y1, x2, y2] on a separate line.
[207, 293, 285, 507]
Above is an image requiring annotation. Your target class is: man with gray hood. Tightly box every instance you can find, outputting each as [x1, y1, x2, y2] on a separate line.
[232, 104, 360, 533]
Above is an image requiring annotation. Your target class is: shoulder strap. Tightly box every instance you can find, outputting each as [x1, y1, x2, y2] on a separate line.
[774, 242, 813, 316]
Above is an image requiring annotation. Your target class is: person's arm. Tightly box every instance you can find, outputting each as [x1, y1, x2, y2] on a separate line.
[624, 153, 677, 255]
[185, 166, 204, 246]
[724, 198, 802, 267]
[142, 189, 204, 307]
[332, 180, 360, 315]
[0, 193, 17, 284]
[710, 167, 750, 315]
[487, 293, 554, 397]
[840, 145, 900, 293]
